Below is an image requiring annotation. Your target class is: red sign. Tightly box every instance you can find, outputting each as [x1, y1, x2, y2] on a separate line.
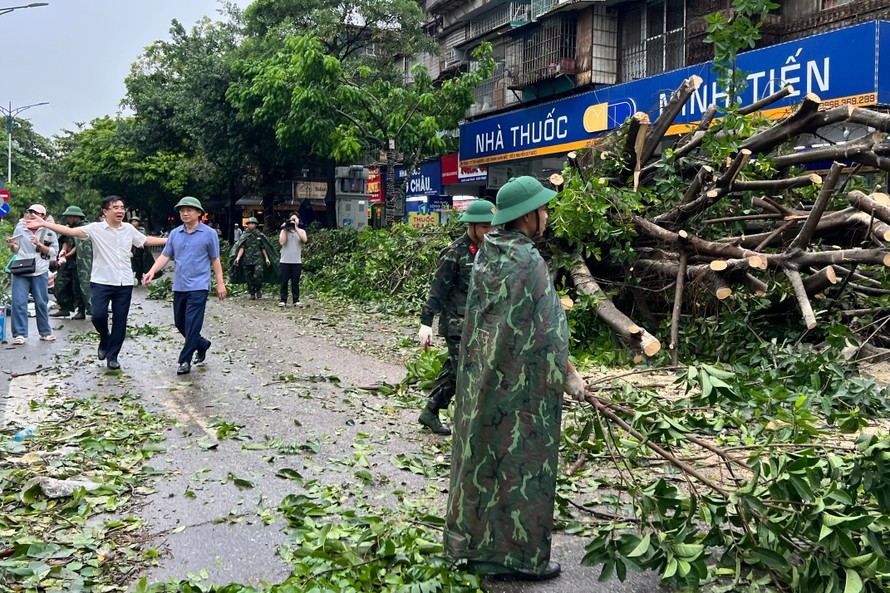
[441, 153, 487, 185]
[442, 153, 459, 185]
[367, 167, 382, 204]
[0, 189, 9, 202]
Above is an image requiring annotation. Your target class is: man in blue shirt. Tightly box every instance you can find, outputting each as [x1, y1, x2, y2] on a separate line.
[144, 197, 227, 375]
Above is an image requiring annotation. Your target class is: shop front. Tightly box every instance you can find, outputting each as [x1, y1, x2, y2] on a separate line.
[459, 21, 890, 185]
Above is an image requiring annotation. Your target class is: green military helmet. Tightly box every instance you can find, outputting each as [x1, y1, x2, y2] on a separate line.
[61, 205, 86, 218]
[246, 217, 259, 224]
[129, 215, 141, 222]
[459, 199, 496, 223]
[174, 196, 205, 213]
[490, 176, 557, 226]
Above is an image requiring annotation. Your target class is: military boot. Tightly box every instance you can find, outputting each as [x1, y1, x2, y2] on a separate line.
[419, 407, 451, 435]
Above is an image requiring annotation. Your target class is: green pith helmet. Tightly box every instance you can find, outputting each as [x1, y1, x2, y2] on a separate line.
[61, 205, 85, 218]
[246, 217, 259, 225]
[459, 199, 496, 223]
[490, 176, 557, 226]
[129, 216, 141, 222]
[174, 196, 204, 213]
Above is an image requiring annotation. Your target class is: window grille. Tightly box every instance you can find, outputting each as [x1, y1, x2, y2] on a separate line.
[619, 0, 685, 82]
[507, 14, 577, 88]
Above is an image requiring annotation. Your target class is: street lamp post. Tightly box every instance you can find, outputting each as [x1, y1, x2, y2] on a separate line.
[0, 101, 48, 183]
[0, 3, 48, 16]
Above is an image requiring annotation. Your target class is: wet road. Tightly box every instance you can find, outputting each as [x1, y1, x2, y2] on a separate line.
[1, 287, 664, 593]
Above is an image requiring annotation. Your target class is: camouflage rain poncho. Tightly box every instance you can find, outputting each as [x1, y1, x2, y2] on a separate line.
[444, 228, 569, 575]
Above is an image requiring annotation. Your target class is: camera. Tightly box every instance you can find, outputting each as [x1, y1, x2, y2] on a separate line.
[283, 221, 296, 230]
[41, 237, 53, 260]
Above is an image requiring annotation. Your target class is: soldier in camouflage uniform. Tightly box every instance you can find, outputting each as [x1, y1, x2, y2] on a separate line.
[234, 217, 271, 299]
[51, 205, 90, 319]
[417, 199, 495, 435]
[444, 177, 585, 582]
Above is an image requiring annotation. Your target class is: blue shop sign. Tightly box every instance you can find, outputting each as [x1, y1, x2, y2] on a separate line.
[460, 21, 888, 166]
[400, 161, 442, 197]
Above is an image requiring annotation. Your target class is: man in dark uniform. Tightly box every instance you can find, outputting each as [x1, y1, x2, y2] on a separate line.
[416, 199, 495, 435]
[130, 216, 149, 285]
[234, 217, 271, 299]
[51, 205, 90, 319]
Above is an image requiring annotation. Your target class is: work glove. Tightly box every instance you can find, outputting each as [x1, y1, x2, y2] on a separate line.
[417, 324, 433, 348]
[564, 368, 588, 402]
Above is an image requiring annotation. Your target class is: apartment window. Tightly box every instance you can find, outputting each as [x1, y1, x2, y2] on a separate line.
[619, 0, 685, 82]
[823, 0, 853, 7]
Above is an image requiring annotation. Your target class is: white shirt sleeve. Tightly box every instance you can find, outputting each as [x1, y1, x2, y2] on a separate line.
[130, 224, 147, 247]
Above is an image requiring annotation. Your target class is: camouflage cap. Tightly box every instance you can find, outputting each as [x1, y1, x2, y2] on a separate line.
[459, 199, 496, 223]
[491, 176, 557, 226]
[62, 205, 85, 218]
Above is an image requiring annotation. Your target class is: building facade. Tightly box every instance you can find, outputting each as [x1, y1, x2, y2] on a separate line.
[413, 0, 890, 193]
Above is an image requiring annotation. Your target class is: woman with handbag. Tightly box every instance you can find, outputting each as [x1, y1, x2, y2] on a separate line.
[5, 204, 58, 345]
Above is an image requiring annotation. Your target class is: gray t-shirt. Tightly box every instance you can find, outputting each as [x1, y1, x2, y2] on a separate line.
[280, 229, 303, 264]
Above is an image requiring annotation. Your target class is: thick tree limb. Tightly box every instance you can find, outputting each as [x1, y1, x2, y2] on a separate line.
[773, 133, 879, 169]
[785, 268, 817, 329]
[847, 190, 890, 226]
[641, 75, 703, 167]
[731, 173, 822, 192]
[739, 85, 795, 115]
[788, 162, 843, 251]
[670, 250, 688, 365]
[569, 254, 661, 356]
[741, 100, 853, 155]
[849, 107, 890, 132]
[803, 266, 838, 296]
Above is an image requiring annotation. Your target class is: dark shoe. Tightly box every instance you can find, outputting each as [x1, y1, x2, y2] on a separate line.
[492, 562, 561, 582]
[72, 311, 86, 320]
[419, 408, 451, 435]
[249, 293, 256, 300]
[50, 310, 71, 318]
[97, 341, 108, 361]
[194, 342, 210, 364]
[177, 362, 191, 375]
[256, 292, 262, 299]
[107, 360, 121, 370]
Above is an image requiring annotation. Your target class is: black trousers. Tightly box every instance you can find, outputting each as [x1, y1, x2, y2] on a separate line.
[173, 290, 211, 364]
[279, 262, 303, 304]
[426, 334, 461, 412]
[90, 283, 132, 362]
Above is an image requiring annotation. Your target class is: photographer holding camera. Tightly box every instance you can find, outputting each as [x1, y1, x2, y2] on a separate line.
[6, 204, 58, 345]
[277, 212, 308, 307]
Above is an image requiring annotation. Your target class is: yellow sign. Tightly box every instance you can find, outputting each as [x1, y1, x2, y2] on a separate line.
[409, 212, 439, 228]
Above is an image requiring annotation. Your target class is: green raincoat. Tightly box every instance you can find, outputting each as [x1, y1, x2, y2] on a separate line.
[444, 228, 569, 575]
[227, 231, 279, 285]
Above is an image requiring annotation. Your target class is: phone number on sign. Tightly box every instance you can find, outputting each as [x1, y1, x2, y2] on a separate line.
[822, 94, 877, 109]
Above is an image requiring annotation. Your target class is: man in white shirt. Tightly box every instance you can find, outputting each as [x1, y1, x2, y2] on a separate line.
[34, 196, 167, 369]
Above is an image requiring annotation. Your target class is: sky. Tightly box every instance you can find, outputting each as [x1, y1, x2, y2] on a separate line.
[1, 0, 251, 138]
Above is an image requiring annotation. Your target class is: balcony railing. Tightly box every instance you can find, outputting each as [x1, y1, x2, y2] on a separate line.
[467, 1, 531, 40]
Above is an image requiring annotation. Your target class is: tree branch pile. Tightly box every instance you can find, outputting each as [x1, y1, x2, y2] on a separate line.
[553, 79, 890, 360]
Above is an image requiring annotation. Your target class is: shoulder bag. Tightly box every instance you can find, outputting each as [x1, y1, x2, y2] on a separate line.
[9, 257, 36, 275]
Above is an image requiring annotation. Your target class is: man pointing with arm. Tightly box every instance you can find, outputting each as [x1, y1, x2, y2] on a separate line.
[34, 195, 167, 370]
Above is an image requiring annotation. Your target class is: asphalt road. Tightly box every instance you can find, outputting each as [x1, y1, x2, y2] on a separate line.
[1, 287, 665, 593]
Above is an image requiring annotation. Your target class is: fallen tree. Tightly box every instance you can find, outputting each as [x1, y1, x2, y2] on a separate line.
[552, 84, 890, 364]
